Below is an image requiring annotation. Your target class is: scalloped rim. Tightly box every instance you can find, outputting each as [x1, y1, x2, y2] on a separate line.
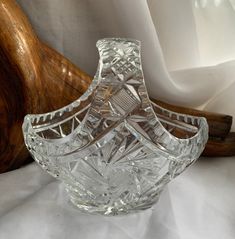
[23, 38, 208, 150]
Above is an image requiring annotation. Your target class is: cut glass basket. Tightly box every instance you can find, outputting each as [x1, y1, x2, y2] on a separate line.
[23, 38, 208, 215]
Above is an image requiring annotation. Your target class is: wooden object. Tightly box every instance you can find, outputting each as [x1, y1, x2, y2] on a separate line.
[0, 0, 91, 173]
[152, 100, 235, 157]
[152, 100, 233, 139]
[203, 133, 235, 157]
[0, 0, 234, 173]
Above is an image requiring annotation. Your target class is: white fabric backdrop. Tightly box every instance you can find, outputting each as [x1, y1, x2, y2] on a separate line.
[1, 0, 235, 238]
[16, 0, 235, 126]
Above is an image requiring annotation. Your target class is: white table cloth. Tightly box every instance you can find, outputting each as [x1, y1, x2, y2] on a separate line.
[0, 158, 234, 239]
[1, 0, 235, 238]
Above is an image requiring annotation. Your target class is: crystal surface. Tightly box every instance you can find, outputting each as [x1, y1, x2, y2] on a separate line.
[23, 38, 208, 215]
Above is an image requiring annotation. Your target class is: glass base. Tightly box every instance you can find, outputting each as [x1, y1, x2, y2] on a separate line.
[67, 187, 161, 216]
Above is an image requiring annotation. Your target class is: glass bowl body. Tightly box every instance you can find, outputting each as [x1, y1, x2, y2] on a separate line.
[23, 38, 208, 215]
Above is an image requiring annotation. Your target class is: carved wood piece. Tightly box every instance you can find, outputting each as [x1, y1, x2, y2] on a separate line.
[0, 0, 91, 173]
[203, 133, 235, 157]
[152, 99, 233, 138]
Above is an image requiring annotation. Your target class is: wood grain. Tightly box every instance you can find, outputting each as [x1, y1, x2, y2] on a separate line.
[0, 0, 91, 172]
[203, 133, 235, 157]
[152, 99, 233, 138]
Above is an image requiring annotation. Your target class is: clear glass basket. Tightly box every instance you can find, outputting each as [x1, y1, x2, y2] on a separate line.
[23, 38, 208, 215]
